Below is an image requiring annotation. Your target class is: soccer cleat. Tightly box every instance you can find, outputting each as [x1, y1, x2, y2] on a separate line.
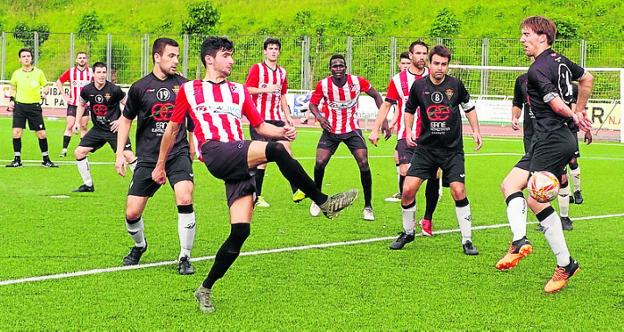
[195, 286, 215, 313]
[569, 195, 575, 204]
[59, 149, 67, 157]
[319, 189, 358, 219]
[42, 160, 59, 168]
[544, 258, 580, 293]
[419, 219, 433, 237]
[573, 190, 583, 204]
[255, 196, 270, 208]
[123, 242, 147, 266]
[362, 207, 375, 221]
[389, 232, 415, 250]
[73, 184, 94, 192]
[496, 237, 533, 271]
[178, 256, 195, 275]
[561, 216, 573, 231]
[462, 240, 479, 255]
[384, 192, 401, 202]
[292, 189, 306, 203]
[5, 160, 22, 168]
[309, 202, 321, 217]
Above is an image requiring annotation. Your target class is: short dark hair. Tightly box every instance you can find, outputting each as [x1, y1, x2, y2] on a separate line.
[409, 41, 429, 53]
[428, 45, 452, 62]
[329, 54, 346, 67]
[93, 62, 107, 71]
[399, 51, 410, 60]
[200, 36, 235, 67]
[152, 38, 179, 64]
[18, 48, 32, 57]
[521, 16, 557, 45]
[76, 51, 87, 57]
[263, 37, 281, 50]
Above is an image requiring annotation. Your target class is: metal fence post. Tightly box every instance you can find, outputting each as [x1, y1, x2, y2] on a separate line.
[579, 39, 587, 67]
[390, 37, 397, 78]
[106, 34, 112, 81]
[183, 34, 189, 78]
[69, 33, 75, 67]
[480, 38, 489, 95]
[1, 32, 5, 81]
[303, 36, 311, 89]
[144, 34, 150, 76]
[34, 32, 39, 66]
[346, 36, 352, 74]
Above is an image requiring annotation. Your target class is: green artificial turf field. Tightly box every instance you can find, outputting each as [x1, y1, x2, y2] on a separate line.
[0, 117, 622, 330]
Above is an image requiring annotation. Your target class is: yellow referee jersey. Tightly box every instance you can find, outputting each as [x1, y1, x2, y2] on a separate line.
[9, 67, 47, 104]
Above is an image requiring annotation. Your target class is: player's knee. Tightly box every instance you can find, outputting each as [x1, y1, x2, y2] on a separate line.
[125, 210, 142, 221]
[315, 158, 329, 169]
[265, 141, 288, 162]
[450, 187, 465, 201]
[74, 148, 86, 159]
[36, 131, 47, 139]
[560, 179, 569, 188]
[176, 196, 193, 207]
[356, 158, 369, 171]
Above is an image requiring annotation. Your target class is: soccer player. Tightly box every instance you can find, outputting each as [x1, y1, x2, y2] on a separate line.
[245, 37, 304, 207]
[56, 51, 93, 157]
[369, 41, 441, 236]
[72, 62, 136, 192]
[308, 54, 384, 221]
[389, 45, 482, 254]
[5, 48, 57, 168]
[497, 16, 593, 293]
[398, 51, 411, 72]
[152, 36, 357, 313]
[114, 38, 197, 274]
[566, 83, 590, 206]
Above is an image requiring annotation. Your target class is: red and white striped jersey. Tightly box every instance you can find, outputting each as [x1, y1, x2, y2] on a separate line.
[58, 67, 93, 106]
[245, 62, 288, 121]
[171, 80, 263, 144]
[309, 74, 371, 134]
[385, 68, 428, 140]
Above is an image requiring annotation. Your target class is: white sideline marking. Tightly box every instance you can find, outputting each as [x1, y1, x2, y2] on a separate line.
[1, 213, 623, 287]
[49, 195, 70, 199]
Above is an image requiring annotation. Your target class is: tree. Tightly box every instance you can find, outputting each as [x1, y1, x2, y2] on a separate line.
[13, 22, 50, 49]
[181, 1, 220, 36]
[429, 9, 461, 38]
[77, 11, 103, 52]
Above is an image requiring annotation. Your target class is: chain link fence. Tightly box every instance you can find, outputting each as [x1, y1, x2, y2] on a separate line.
[0, 32, 622, 92]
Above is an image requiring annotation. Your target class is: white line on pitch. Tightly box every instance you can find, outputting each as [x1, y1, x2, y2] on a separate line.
[1, 213, 622, 287]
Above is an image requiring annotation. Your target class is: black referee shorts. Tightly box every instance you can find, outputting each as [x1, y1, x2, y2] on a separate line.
[13, 103, 45, 131]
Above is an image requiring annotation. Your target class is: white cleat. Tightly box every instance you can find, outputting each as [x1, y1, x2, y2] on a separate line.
[362, 207, 375, 221]
[309, 202, 321, 217]
[384, 192, 401, 202]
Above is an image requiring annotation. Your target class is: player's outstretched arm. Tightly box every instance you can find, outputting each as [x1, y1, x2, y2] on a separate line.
[465, 110, 482, 151]
[115, 116, 133, 177]
[152, 121, 181, 185]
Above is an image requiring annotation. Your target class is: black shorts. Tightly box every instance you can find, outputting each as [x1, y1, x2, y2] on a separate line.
[571, 136, 581, 159]
[523, 135, 533, 154]
[79, 127, 132, 153]
[407, 146, 465, 185]
[250, 120, 285, 141]
[395, 139, 415, 165]
[201, 140, 256, 207]
[66, 105, 90, 117]
[317, 129, 367, 154]
[12, 103, 45, 131]
[128, 154, 193, 197]
[514, 127, 577, 180]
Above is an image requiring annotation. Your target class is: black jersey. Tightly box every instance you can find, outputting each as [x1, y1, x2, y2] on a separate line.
[80, 81, 125, 131]
[123, 73, 193, 164]
[566, 83, 580, 133]
[405, 75, 475, 151]
[513, 73, 535, 138]
[527, 48, 585, 133]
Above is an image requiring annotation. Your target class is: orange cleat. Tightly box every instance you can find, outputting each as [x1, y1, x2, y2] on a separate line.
[544, 258, 580, 293]
[496, 237, 533, 271]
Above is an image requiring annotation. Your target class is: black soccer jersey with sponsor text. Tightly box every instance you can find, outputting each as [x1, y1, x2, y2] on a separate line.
[513, 73, 535, 138]
[123, 73, 193, 164]
[527, 48, 585, 133]
[80, 81, 126, 131]
[405, 75, 475, 151]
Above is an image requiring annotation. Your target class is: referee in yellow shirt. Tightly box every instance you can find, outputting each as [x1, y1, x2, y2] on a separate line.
[6, 48, 57, 167]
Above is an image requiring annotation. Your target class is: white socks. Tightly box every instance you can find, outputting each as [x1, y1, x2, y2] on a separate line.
[401, 201, 416, 235]
[126, 217, 146, 248]
[76, 157, 93, 186]
[506, 193, 527, 241]
[178, 211, 196, 259]
[455, 198, 472, 244]
[570, 166, 581, 192]
[539, 208, 571, 267]
[558, 184, 570, 218]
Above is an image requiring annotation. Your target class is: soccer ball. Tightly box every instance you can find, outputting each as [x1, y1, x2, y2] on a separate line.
[527, 171, 560, 203]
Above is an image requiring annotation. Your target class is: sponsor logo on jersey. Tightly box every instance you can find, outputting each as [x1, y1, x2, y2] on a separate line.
[150, 102, 175, 121]
[431, 91, 444, 103]
[196, 103, 242, 119]
[426, 104, 451, 121]
[104, 93, 111, 101]
[328, 99, 358, 110]
[444, 88, 454, 100]
[92, 104, 108, 116]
